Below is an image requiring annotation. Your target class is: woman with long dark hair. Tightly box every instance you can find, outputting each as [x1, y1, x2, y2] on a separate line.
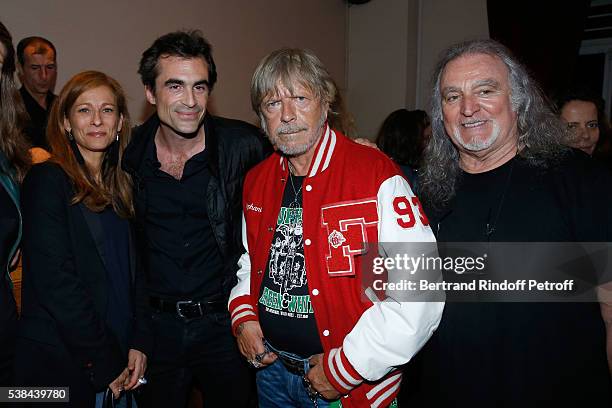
[376, 108, 431, 188]
[16, 71, 146, 407]
[0, 20, 30, 386]
[557, 87, 612, 170]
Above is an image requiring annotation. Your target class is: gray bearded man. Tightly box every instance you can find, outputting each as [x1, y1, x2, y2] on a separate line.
[229, 48, 443, 408]
[405, 39, 612, 407]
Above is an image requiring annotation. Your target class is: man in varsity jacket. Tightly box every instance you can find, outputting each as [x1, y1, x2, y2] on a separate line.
[229, 48, 443, 408]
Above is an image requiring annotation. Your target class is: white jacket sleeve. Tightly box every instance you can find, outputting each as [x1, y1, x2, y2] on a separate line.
[228, 212, 258, 334]
[341, 175, 444, 381]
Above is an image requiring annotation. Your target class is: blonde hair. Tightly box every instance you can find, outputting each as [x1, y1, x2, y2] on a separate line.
[251, 48, 337, 118]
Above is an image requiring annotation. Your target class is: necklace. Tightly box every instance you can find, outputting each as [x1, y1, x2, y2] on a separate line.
[436, 155, 517, 242]
[484, 157, 515, 241]
[285, 162, 304, 237]
[287, 162, 304, 209]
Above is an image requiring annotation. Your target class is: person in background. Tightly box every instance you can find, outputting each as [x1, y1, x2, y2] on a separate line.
[0, 19, 31, 387]
[327, 81, 357, 138]
[15, 71, 146, 407]
[557, 87, 612, 168]
[376, 108, 431, 187]
[16, 36, 57, 151]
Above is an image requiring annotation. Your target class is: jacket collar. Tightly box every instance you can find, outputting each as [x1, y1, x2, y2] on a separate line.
[79, 204, 107, 270]
[77, 205, 136, 284]
[122, 113, 219, 178]
[278, 123, 338, 178]
[121, 113, 160, 177]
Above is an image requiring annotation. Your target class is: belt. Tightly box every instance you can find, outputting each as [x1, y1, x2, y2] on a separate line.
[277, 354, 306, 376]
[264, 341, 308, 376]
[149, 296, 227, 319]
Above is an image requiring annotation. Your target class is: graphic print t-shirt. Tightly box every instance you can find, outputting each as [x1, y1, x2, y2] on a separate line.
[258, 175, 323, 358]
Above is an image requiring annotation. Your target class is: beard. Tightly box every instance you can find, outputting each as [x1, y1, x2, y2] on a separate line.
[263, 111, 327, 156]
[452, 121, 501, 152]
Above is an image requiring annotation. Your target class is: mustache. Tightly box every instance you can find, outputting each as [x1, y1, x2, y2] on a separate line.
[276, 124, 308, 135]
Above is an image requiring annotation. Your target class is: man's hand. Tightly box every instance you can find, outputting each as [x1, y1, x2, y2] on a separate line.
[236, 321, 277, 367]
[353, 137, 379, 150]
[109, 367, 129, 399]
[307, 353, 341, 400]
[124, 349, 148, 390]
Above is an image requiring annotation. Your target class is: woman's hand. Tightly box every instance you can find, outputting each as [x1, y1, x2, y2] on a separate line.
[123, 349, 147, 390]
[109, 367, 129, 398]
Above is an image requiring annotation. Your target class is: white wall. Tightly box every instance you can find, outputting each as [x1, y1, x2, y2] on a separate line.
[4, 0, 490, 136]
[347, 0, 489, 139]
[347, 0, 418, 138]
[418, 0, 489, 111]
[2, 0, 347, 124]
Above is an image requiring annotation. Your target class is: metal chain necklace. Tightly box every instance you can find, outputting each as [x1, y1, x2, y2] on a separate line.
[484, 157, 515, 241]
[287, 162, 304, 209]
[285, 162, 304, 237]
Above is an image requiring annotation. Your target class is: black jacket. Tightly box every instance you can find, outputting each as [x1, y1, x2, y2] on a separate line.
[16, 162, 134, 404]
[0, 152, 19, 386]
[122, 113, 268, 356]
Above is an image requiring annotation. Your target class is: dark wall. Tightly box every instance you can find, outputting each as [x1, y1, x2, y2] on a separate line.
[487, 0, 591, 98]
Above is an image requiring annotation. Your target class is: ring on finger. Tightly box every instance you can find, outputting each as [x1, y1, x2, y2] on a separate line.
[248, 359, 262, 368]
[254, 352, 267, 363]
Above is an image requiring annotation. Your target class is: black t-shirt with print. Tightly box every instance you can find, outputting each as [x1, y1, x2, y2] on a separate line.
[258, 174, 323, 358]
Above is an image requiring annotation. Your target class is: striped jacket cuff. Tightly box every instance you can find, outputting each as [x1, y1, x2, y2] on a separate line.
[323, 347, 364, 394]
[229, 296, 257, 336]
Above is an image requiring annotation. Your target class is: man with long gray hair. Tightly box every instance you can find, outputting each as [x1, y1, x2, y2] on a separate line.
[229, 48, 443, 407]
[409, 39, 612, 406]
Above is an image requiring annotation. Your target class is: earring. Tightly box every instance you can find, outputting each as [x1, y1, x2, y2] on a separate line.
[116, 132, 120, 142]
[67, 130, 74, 141]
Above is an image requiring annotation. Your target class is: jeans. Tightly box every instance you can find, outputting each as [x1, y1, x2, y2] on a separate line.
[256, 341, 332, 408]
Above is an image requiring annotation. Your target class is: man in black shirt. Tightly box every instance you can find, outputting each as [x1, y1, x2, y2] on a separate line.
[122, 31, 267, 407]
[17, 36, 57, 150]
[408, 39, 612, 407]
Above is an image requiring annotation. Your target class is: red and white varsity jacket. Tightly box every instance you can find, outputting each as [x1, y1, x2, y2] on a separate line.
[229, 126, 444, 408]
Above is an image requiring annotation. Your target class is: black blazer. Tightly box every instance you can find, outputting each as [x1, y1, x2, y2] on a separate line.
[16, 162, 134, 400]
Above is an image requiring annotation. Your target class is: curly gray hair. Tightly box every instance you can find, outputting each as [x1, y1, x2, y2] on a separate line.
[419, 39, 567, 210]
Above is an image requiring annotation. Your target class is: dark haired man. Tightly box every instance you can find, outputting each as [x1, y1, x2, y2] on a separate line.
[17, 36, 57, 150]
[123, 30, 267, 407]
